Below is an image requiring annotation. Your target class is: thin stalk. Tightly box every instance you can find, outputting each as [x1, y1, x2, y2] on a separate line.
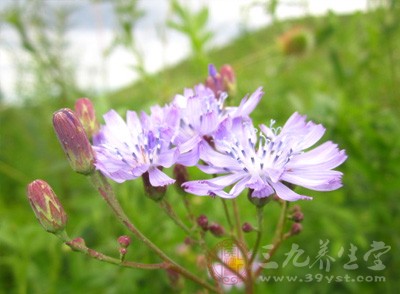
[232, 198, 245, 245]
[159, 198, 192, 235]
[66, 239, 167, 270]
[249, 206, 264, 265]
[254, 200, 288, 277]
[89, 171, 217, 293]
[221, 198, 234, 233]
[180, 191, 195, 224]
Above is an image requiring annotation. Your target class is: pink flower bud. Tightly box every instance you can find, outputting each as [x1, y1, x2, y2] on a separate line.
[118, 235, 131, 248]
[196, 214, 209, 231]
[205, 64, 237, 97]
[242, 222, 254, 233]
[292, 211, 304, 223]
[209, 223, 225, 237]
[66, 237, 86, 251]
[290, 223, 303, 236]
[220, 64, 236, 96]
[53, 108, 95, 174]
[74, 98, 99, 139]
[27, 180, 67, 234]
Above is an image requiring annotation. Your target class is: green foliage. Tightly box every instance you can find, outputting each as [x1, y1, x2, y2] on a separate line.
[167, 0, 213, 71]
[1, 4, 400, 294]
[0, 0, 80, 104]
[104, 0, 147, 78]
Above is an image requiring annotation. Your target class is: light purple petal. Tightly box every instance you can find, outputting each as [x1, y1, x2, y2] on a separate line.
[148, 167, 175, 186]
[103, 110, 130, 141]
[178, 135, 202, 153]
[281, 170, 343, 191]
[200, 111, 218, 134]
[176, 146, 200, 166]
[157, 148, 179, 168]
[270, 181, 313, 201]
[251, 184, 274, 198]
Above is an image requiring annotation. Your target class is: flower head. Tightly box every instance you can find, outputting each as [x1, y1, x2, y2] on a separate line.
[183, 112, 347, 201]
[93, 108, 179, 186]
[172, 84, 263, 166]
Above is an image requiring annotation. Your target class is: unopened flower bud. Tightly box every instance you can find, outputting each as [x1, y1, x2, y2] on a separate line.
[290, 223, 303, 236]
[173, 164, 189, 193]
[184, 237, 193, 245]
[292, 211, 304, 223]
[209, 223, 225, 237]
[53, 108, 95, 174]
[27, 180, 67, 234]
[206, 64, 237, 97]
[66, 237, 86, 251]
[220, 64, 236, 96]
[278, 26, 314, 56]
[74, 98, 99, 139]
[196, 214, 209, 231]
[118, 235, 131, 248]
[242, 222, 254, 233]
[141, 170, 166, 201]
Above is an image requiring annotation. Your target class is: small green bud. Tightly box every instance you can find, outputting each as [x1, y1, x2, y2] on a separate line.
[27, 180, 67, 234]
[53, 108, 96, 174]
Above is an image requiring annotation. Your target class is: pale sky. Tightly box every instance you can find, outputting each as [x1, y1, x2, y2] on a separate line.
[0, 0, 368, 103]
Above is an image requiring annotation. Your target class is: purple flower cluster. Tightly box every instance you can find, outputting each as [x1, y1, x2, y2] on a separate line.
[93, 65, 347, 201]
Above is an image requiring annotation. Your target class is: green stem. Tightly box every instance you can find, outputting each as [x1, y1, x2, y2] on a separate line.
[159, 198, 192, 235]
[254, 200, 288, 277]
[66, 239, 167, 270]
[89, 171, 217, 293]
[232, 198, 245, 246]
[180, 191, 195, 224]
[221, 198, 234, 234]
[249, 206, 264, 265]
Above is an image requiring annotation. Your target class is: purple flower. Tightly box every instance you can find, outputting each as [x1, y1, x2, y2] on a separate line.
[173, 84, 263, 166]
[183, 112, 347, 201]
[93, 108, 179, 186]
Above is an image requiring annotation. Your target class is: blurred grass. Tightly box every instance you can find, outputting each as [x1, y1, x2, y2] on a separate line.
[1, 7, 400, 294]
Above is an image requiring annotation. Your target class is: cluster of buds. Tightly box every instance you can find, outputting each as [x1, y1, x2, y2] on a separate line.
[117, 235, 132, 262]
[205, 64, 236, 97]
[288, 205, 304, 236]
[196, 215, 225, 237]
[27, 99, 100, 237]
[277, 26, 314, 56]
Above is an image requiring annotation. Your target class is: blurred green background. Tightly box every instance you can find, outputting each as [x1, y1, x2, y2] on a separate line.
[0, 0, 399, 293]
